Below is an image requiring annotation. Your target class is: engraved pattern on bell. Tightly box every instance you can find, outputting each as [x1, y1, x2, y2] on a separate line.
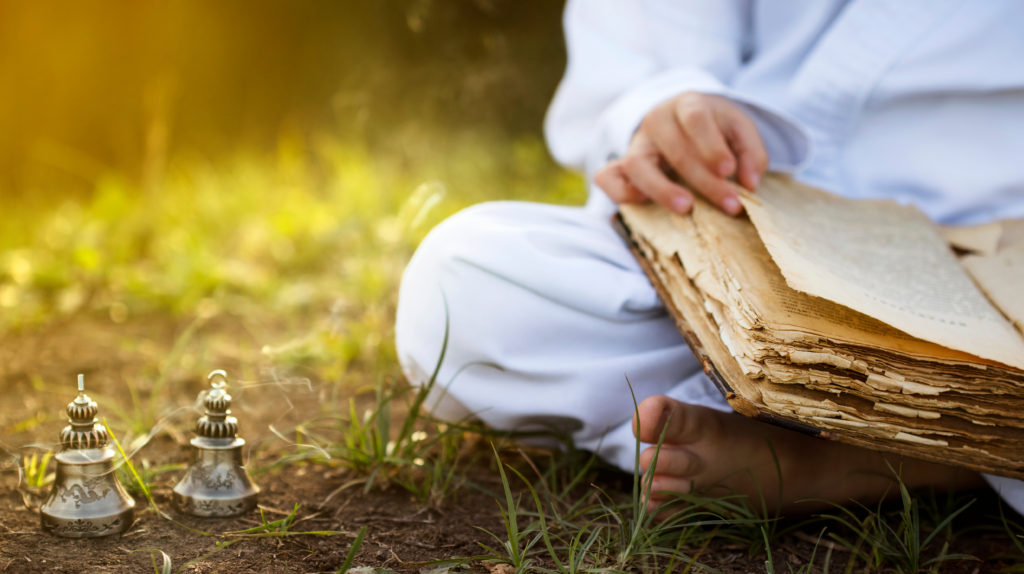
[190, 460, 237, 490]
[173, 370, 259, 517]
[42, 515, 125, 537]
[40, 375, 136, 538]
[57, 474, 112, 507]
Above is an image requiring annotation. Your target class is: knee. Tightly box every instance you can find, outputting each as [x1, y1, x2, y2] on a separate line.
[397, 201, 512, 317]
[400, 201, 508, 290]
[393, 202, 514, 385]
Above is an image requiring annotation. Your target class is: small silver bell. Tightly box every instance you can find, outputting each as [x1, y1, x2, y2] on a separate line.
[40, 374, 136, 538]
[173, 370, 259, 516]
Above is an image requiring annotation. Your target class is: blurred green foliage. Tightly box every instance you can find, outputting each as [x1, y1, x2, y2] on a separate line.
[0, 0, 583, 371]
[0, 129, 584, 369]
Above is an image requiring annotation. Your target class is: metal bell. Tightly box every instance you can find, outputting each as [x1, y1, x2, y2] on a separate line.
[173, 370, 259, 517]
[40, 374, 136, 538]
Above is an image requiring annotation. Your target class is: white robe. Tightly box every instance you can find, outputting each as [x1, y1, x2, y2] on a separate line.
[395, 0, 1024, 514]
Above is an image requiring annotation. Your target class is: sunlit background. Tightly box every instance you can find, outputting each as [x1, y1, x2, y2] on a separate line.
[0, 0, 583, 339]
[0, 1, 584, 513]
[0, 0, 564, 194]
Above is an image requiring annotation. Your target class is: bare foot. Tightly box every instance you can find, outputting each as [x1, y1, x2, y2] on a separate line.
[633, 395, 983, 514]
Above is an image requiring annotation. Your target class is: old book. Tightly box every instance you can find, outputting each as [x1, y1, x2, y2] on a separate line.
[616, 175, 1024, 479]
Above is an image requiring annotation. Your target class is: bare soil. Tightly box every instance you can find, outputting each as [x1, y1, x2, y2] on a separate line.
[0, 314, 1021, 573]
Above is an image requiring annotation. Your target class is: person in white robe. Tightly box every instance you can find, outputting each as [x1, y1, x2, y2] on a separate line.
[394, 0, 1024, 514]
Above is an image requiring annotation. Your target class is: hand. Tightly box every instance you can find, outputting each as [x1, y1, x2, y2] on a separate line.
[594, 92, 768, 216]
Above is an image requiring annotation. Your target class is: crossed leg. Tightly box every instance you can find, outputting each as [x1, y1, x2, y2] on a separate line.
[396, 201, 1013, 517]
[634, 395, 985, 514]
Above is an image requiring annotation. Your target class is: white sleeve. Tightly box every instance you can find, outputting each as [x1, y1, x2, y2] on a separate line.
[544, 0, 809, 183]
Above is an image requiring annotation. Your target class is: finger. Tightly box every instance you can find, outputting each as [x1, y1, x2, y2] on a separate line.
[673, 95, 736, 178]
[620, 154, 694, 214]
[644, 112, 743, 215]
[645, 103, 731, 184]
[667, 141, 745, 215]
[716, 105, 769, 191]
[641, 105, 692, 180]
[594, 160, 647, 203]
[621, 181, 647, 203]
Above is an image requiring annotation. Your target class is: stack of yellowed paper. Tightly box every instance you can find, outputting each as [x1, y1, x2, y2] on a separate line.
[617, 175, 1024, 479]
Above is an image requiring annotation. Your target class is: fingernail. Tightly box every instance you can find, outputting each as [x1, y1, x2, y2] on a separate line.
[750, 172, 761, 189]
[723, 196, 742, 215]
[670, 195, 692, 214]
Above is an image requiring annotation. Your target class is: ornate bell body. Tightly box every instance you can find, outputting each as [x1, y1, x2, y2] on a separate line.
[173, 370, 259, 517]
[40, 375, 136, 538]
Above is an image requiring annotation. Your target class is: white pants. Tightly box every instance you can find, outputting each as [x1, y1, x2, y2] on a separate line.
[394, 200, 1024, 514]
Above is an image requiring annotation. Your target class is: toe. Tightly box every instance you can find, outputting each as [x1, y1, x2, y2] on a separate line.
[634, 395, 722, 446]
[648, 475, 696, 499]
[639, 444, 704, 477]
[633, 395, 670, 443]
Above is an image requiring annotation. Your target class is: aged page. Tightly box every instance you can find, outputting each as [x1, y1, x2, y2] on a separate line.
[689, 200, 997, 365]
[740, 176, 1024, 370]
[998, 218, 1024, 250]
[617, 203, 769, 411]
[618, 202, 1024, 478]
[623, 201, 982, 364]
[941, 222, 1002, 255]
[962, 219, 1024, 334]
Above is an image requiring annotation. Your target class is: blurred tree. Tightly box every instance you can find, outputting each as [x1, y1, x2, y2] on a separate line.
[0, 0, 565, 197]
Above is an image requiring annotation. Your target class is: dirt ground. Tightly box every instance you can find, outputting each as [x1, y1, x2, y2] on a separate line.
[1, 315, 1021, 573]
[1, 463, 491, 573]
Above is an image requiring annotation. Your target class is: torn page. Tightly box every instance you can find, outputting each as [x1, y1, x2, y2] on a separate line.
[740, 175, 1024, 369]
[963, 246, 1024, 335]
[941, 222, 1002, 255]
